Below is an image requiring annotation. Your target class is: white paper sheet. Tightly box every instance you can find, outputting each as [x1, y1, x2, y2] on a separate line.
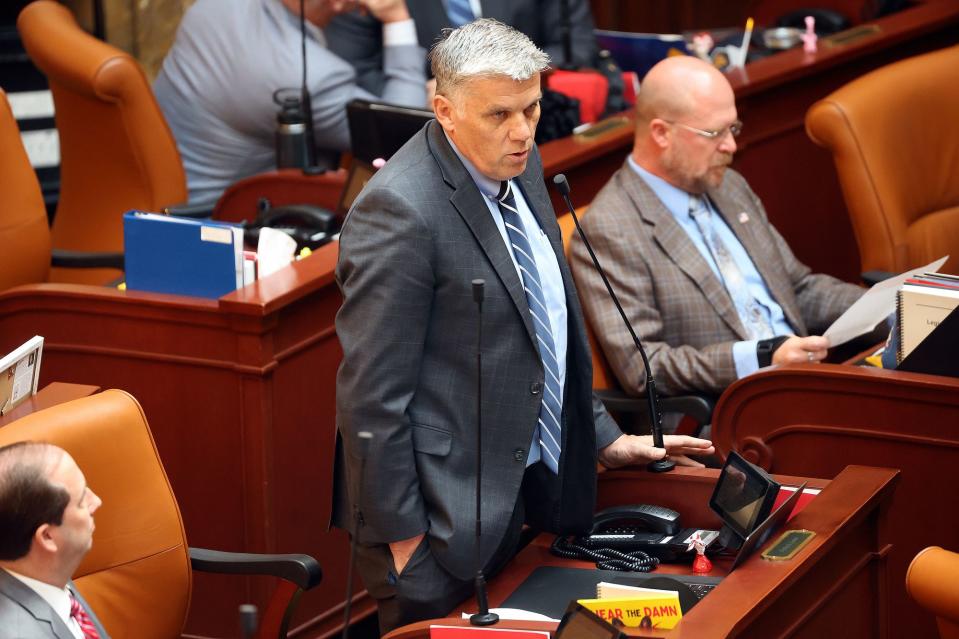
[256, 227, 297, 278]
[460, 608, 560, 623]
[823, 256, 948, 347]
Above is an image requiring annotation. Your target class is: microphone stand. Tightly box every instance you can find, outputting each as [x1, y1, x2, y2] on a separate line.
[470, 279, 498, 626]
[552, 175, 675, 473]
[299, 0, 317, 169]
[342, 431, 373, 638]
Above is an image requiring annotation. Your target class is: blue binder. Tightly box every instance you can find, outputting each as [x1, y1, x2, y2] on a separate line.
[123, 211, 243, 299]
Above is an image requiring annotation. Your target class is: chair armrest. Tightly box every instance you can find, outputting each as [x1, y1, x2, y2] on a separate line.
[189, 547, 322, 590]
[862, 270, 896, 287]
[164, 202, 215, 218]
[51, 249, 124, 270]
[595, 388, 715, 435]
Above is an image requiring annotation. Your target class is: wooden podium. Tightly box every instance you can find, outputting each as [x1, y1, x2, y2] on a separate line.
[384, 465, 898, 638]
[713, 362, 959, 639]
[0, 242, 358, 639]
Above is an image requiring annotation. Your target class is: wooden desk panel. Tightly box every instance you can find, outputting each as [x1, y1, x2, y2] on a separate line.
[384, 465, 898, 638]
[0, 242, 362, 639]
[713, 363, 959, 639]
[539, 1, 959, 282]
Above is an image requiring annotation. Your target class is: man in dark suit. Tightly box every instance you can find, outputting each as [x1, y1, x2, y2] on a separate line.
[0, 442, 108, 638]
[333, 19, 714, 633]
[571, 56, 881, 398]
[326, 0, 599, 95]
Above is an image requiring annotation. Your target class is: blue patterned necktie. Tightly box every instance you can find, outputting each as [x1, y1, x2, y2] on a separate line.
[689, 195, 774, 340]
[445, 0, 475, 26]
[492, 180, 562, 474]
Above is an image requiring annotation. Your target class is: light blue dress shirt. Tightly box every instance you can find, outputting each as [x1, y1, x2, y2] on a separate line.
[450, 137, 568, 466]
[628, 157, 794, 378]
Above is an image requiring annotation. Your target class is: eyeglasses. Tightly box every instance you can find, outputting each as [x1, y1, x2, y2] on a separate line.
[669, 119, 743, 141]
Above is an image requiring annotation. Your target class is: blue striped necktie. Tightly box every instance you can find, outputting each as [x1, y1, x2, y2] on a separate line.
[492, 180, 563, 474]
[446, 0, 475, 26]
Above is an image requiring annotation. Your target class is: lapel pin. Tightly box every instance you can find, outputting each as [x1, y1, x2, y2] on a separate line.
[738, 212, 750, 224]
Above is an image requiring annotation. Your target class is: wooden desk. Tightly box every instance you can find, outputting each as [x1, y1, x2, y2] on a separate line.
[384, 465, 898, 638]
[0, 382, 99, 428]
[538, 1, 959, 282]
[713, 363, 959, 638]
[0, 242, 358, 639]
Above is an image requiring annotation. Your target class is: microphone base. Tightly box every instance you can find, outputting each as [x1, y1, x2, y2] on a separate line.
[470, 612, 500, 626]
[647, 458, 676, 473]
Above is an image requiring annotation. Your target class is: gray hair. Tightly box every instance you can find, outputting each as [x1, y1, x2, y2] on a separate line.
[430, 19, 550, 95]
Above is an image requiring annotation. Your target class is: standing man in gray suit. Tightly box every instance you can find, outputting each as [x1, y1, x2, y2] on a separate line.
[0, 442, 107, 638]
[571, 56, 880, 399]
[333, 19, 713, 633]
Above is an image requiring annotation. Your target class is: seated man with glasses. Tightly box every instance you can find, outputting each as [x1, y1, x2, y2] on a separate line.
[569, 56, 879, 402]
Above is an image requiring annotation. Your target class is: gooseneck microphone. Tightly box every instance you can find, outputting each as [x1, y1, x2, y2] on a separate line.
[552, 174, 675, 473]
[558, 0, 576, 70]
[342, 431, 373, 639]
[298, 0, 317, 168]
[238, 604, 258, 639]
[470, 280, 498, 626]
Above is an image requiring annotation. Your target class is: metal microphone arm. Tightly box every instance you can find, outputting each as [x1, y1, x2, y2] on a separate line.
[470, 279, 499, 626]
[552, 174, 674, 473]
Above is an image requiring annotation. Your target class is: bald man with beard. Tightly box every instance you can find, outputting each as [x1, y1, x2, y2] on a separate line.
[570, 56, 882, 402]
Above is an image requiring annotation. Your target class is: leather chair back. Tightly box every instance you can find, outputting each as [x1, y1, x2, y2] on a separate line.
[806, 44, 959, 275]
[907, 546, 959, 639]
[0, 390, 192, 638]
[17, 1, 187, 284]
[0, 89, 52, 289]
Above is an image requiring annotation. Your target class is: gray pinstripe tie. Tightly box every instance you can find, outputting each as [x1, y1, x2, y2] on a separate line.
[493, 180, 562, 474]
[689, 195, 773, 340]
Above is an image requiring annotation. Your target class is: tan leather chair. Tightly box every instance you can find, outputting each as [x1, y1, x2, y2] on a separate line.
[557, 211, 713, 436]
[0, 89, 122, 289]
[0, 390, 320, 638]
[17, 0, 187, 285]
[907, 546, 959, 639]
[0, 88, 52, 289]
[806, 45, 959, 276]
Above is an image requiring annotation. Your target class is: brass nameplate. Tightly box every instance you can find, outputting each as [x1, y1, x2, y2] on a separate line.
[823, 24, 882, 48]
[762, 529, 816, 561]
[574, 116, 631, 141]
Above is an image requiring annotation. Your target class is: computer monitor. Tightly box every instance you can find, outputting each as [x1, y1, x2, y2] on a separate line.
[346, 98, 433, 165]
[339, 99, 434, 214]
[709, 450, 782, 543]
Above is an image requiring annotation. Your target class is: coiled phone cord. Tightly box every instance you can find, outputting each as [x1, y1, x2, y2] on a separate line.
[550, 535, 660, 572]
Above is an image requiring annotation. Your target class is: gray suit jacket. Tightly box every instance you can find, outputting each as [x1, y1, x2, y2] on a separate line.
[0, 570, 110, 639]
[570, 163, 868, 396]
[326, 0, 598, 96]
[333, 120, 620, 580]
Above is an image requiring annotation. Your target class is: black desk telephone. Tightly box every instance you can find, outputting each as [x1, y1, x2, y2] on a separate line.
[551, 504, 720, 569]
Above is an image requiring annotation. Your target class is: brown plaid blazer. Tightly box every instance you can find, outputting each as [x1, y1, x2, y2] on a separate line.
[569, 163, 865, 396]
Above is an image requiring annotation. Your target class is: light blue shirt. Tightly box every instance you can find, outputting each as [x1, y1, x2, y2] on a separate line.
[450, 137, 568, 466]
[628, 157, 794, 378]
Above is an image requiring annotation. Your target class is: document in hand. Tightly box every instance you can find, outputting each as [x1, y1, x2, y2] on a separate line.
[823, 256, 948, 347]
[123, 212, 245, 299]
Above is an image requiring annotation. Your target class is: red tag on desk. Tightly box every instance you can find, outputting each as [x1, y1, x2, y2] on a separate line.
[430, 626, 550, 638]
[773, 486, 820, 521]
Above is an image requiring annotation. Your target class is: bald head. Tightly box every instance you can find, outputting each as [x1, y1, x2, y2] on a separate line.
[636, 56, 734, 127]
[632, 56, 739, 193]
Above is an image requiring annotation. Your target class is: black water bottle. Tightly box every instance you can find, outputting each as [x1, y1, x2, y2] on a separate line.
[274, 95, 311, 169]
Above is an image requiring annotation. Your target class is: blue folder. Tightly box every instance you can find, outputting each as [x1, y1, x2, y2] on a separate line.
[123, 211, 243, 299]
